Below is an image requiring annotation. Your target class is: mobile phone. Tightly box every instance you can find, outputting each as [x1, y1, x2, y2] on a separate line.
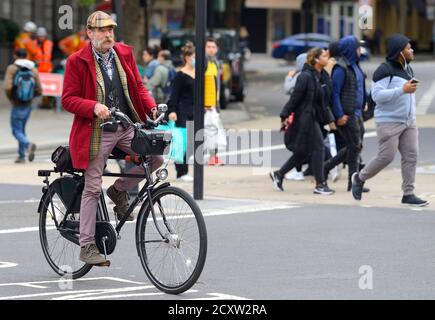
[411, 78, 420, 84]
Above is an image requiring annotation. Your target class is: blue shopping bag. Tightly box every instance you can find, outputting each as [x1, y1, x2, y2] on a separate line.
[156, 120, 186, 163]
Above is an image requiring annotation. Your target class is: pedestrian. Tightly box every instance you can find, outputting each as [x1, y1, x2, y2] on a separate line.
[204, 37, 226, 166]
[4, 48, 41, 164]
[328, 36, 369, 192]
[167, 42, 196, 182]
[58, 26, 89, 57]
[146, 49, 176, 104]
[351, 34, 428, 207]
[14, 21, 39, 62]
[61, 11, 162, 265]
[35, 27, 53, 72]
[283, 53, 307, 181]
[270, 47, 335, 195]
[142, 45, 160, 84]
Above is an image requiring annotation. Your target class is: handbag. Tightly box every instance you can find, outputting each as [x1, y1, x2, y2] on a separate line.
[51, 145, 74, 172]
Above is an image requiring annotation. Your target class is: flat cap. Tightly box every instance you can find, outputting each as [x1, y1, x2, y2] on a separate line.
[87, 11, 117, 28]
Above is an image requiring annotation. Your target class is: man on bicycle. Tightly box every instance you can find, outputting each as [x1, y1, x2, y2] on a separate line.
[62, 11, 163, 265]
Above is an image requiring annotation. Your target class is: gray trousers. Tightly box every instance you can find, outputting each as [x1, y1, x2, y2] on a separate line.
[80, 126, 163, 246]
[359, 122, 418, 196]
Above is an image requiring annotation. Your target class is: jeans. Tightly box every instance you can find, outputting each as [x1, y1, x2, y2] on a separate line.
[10, 105, 32, 159]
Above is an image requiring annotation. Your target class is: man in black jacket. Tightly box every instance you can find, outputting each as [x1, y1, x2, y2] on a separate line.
[329, 36, 369, 192]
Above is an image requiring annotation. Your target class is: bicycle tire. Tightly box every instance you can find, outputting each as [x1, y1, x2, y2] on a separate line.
[39, 187, 92, 279]
[136, 186, 207, 294]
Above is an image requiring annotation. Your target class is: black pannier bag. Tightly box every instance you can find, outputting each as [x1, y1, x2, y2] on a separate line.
[131, 129, 172, 156]
[51, 145, 74, 172]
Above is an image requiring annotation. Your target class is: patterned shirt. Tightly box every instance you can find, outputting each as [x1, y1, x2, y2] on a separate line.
[92, 46, 115, 80]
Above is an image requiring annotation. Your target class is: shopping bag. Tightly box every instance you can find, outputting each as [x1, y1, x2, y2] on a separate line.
[204, 108, 227, 152]
[156, 120, 186, 163]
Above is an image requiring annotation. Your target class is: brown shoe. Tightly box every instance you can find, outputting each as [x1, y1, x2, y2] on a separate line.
[79, 243, 109, 266]
[107, 185, 134, 221]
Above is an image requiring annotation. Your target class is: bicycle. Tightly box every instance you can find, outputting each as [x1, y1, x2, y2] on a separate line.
[37, 105, 207, 294]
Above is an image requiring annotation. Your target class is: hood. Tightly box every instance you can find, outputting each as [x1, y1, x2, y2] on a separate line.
[161, 60, 174, 69]
[295, 53, 307, 72]
[386, 33, 410, 61]
[15, 59, 35, 70]
[338, 36, 359, 64]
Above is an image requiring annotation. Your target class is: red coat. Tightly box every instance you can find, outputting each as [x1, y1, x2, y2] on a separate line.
[62, 42, 156, 169]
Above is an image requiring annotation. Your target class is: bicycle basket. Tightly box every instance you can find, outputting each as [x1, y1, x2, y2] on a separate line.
[51, 145, 74, 172]
[131, 129, 172, 156]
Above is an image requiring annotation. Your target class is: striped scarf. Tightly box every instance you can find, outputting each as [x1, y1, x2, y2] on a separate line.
[89, 50, 142, 161]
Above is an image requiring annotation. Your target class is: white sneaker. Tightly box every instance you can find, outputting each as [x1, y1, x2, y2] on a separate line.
[330, 166, 340, 182]
[284, 170, 305, 181]
[177, 174, 194, 182]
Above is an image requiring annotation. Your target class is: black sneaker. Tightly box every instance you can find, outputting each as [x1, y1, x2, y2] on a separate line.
[402, 194, 429, 207]
[313, 183, 335, 195]
[270, 171, 284, 192]
[351, 172, 365, 200]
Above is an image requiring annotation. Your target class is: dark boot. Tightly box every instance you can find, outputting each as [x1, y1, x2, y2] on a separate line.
[107, 185, 134, 221]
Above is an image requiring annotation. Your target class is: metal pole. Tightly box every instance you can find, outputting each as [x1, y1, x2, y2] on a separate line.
[112, 0, 123, 42]
[144, 0, 149, 47]
[194, 0, 207, 200]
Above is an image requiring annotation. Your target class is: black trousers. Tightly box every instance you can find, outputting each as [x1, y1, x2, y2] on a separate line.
[278, 121, 325, 185]
[325, 115, 364, 182]
[175, 150, 188, 178]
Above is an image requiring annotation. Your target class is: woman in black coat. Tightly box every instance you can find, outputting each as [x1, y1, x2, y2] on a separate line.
[167, 43, 196, 181]
[270, 47, 335, 195]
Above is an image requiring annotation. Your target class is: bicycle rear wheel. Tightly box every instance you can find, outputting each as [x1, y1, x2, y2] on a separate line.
[136, 186, 207, 294]
[39, 187, 92, 279]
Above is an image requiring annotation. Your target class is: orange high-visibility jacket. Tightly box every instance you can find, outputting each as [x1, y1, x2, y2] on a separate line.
[59, 34, 88, 56]
[14, 32, 40, 62]
[35, 39, 53, 72]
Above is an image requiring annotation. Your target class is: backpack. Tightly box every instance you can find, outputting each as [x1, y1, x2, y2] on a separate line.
[364, 62, 394, 121]
[12, 67, 35, 103]
[162, 66, 177, 100]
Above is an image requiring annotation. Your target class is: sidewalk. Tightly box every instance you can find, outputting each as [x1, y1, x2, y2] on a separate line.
[0, 158, 434, 210]
[1, 55, 435, 212]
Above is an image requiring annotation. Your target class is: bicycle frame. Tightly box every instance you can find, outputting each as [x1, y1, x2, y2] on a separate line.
[38, 157, 173, 243]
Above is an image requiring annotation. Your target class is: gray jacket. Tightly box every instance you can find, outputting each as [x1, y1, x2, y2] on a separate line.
[147, 60, 174, 104]
[371, 60, 416, 125]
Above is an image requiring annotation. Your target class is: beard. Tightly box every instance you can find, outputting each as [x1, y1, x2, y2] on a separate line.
[91, 36, 115, 52]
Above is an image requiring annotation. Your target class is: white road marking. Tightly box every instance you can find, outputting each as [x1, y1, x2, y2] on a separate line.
[0, 276, 245, 300]
[218, 131, 376, 158]
[417, 80, 435, 114]
[0, 202, 300, 235]
[186, 293, 250, 300]
[0, 276, 147, 288]
[0, 262, 18, 269]
[0, 199, 40, 205]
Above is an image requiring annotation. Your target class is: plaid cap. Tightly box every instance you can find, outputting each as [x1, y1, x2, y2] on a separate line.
[87, 11, 117, 28]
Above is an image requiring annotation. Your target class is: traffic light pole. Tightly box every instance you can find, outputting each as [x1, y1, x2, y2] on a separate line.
[194, 0, 207, 200]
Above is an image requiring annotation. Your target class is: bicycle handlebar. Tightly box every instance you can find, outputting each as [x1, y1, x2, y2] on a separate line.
[101, 104, 168, 129]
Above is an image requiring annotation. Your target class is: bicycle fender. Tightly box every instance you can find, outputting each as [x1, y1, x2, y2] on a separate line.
[37, 186, 50, 214]
[135, 182, 171, 256]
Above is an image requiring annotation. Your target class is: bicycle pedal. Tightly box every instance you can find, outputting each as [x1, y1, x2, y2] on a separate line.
[96, 260, 111, 267]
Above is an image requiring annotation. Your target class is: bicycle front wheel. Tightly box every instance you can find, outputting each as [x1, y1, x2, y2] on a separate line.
[136, 186, 207, 294]
[39, 187, 92, 279]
